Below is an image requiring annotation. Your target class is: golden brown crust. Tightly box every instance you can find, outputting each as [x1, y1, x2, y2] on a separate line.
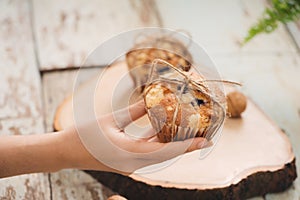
[126, 48, 191, 72]
[126, 37, 193, 93]
[144, 82, 214, 143]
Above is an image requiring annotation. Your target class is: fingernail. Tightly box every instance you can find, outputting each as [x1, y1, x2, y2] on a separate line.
[197, 140, 213, 149]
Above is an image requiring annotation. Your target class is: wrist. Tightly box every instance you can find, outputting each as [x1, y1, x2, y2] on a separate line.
[59, 127, 98, 169]
[28, 132, 69, 173]
[60, 126, 118, 173]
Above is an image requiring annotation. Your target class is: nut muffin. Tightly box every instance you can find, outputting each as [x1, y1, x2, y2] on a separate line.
[144, 79, 222, 143]
[126, 36, 192, 92]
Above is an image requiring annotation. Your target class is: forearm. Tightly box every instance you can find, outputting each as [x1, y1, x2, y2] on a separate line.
[0, 132, 68, 178]
[0, 128, 120, 178]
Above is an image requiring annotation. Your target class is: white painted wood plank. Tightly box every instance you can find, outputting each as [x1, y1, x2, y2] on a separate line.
[50, 170, 115, 200]
[213, 53, 300, 199]
[0, 173, 50, 200]
[0, 118, 44, 136]
[42, 68, 100, 132]
[156, 0, 297, 54]
[32, 0, 161, 70]
[42, 70, 78, 132]
[0, 0, 42, 120]
[42, 69, 116, 199]
[214, 53, 300, 140]
[0, 0, 50, 198]
[287, 20, 300, 50]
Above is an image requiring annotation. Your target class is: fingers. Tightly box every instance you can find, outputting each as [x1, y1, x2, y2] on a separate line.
[122, 137, 213, 170]
[151, 138, 212, 163]
[125, 127, 157, 141]
[125, 137, 211, 155]
[111, 100, 146, 129]
[184, 137, 212, 153]
[156, 137, 211, 155]
[114, 137, 212, 172]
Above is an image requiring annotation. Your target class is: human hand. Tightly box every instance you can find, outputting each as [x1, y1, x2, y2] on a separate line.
[65, 100, 211, 174]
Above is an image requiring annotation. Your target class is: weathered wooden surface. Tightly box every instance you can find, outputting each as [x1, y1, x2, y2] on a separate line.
[42, 70, 80, 133]
[287, 20, 300, 50]
[42, 69, 116, 200]
[32, 0, 161, 71]
[156, 0, 298, 54]
[0, 0, 50, 199]
[48, 169, 115, 200]
[1, 0, 300, 199]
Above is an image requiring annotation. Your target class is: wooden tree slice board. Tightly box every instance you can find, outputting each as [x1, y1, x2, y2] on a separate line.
[53, 61, 296, 199]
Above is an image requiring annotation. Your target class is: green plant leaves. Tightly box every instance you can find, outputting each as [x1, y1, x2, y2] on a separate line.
[244, 0, 300, 44]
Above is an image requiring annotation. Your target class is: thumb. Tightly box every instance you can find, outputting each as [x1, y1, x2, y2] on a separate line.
[111, 100, 146, 129]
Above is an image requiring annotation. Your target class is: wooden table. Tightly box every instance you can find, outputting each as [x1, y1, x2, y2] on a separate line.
[0, 0, 299, 199]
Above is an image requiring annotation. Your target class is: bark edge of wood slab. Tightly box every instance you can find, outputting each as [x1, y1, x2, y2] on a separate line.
[84, 159, 296, 200]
